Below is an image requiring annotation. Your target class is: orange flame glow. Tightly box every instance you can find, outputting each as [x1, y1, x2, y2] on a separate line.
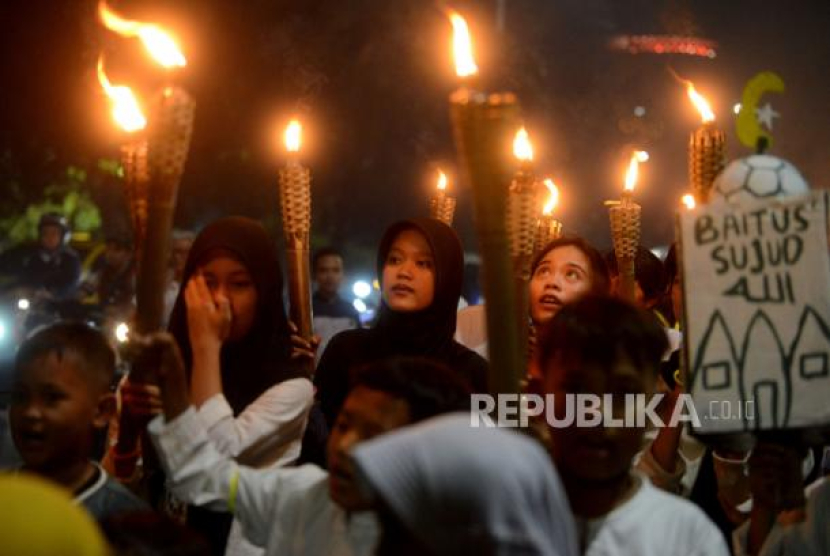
[284, 120, 302, 153]
[685, 82, 715, 123]
[97, 56, 146, 133]
[99, 1, 186, 68]
[542, 178, 559, 216]
[436, 170, 448, 191]
[624, 150, 649, 192]
[513, 127, 534, 162]
[448, 11, 478, 78]
[682, 194, 696, 210]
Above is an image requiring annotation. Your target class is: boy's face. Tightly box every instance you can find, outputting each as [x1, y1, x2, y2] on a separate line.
[544, 350, 654, 484]
[314, 254, 344, 298]
[9, 352, 114, 473]
[326, 386, 411, 511]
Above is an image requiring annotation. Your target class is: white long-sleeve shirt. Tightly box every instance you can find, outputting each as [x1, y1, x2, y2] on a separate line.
[196, 377, 313, 468]
[148, 407, 379, 556]
[195, 377, 314, 556]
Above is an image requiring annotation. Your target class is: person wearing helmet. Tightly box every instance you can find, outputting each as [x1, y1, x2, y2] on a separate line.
[0, 212, 82, 300]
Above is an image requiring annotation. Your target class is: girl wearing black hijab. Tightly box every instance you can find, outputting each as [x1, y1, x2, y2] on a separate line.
[169, 217, 313, 555]
[166, 216, 312, 460]
[113, 217, 313, 556]
[314, 218, 488, 427]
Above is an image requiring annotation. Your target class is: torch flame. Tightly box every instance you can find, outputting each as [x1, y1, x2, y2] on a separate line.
[284, 120, 302, 153]
[685, 82, 715, 123]
[513, 127, 534, 162]
[682, 194, 696, 210]
[436, 170, 448, 191]
[448, 11, 478, 78]
[99, 1, 186, 68]
[624, 150, 649, 192]
[97, 56, 146, 132]
[542, 178, 559, 216]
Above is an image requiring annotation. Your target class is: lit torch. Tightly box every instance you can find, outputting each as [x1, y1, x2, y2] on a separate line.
[608, 150, 647, 303]
[278, 119, 314, 369]
[534, 178, 562, 253]
[97, 57, 147, 133]
[449, 12, 478, 79]
[682, 193, 696, 210]
[429, 170, 456, 226]
[97, 56, 149, 258]
[508, 127, 538, 266]
[100, 1, 194, 333]
[685, 81, 725, 205]
[447, 10, 522, 395]
[98, 1, 186, 69]
[507, 127, 539, 363]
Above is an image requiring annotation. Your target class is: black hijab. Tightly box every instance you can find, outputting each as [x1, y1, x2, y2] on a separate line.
[314, 218, 488, 426]
[167, 216, 307, 414]
[372, 218, 464, 355]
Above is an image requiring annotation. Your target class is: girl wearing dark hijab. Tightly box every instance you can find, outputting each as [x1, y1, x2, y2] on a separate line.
[166, 216, 312, 460]
[112, 217, 313, 556]
[170, 217, 313, 555]
[314, 218, 488, 427]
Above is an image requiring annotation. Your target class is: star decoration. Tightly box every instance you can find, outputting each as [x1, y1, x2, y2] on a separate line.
[755, 102, 780, 131]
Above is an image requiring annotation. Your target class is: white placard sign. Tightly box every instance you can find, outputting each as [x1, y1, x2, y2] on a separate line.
[680, 191, 830, 435]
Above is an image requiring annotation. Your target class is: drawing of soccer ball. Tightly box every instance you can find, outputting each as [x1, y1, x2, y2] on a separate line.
[712, 154, 809, 204]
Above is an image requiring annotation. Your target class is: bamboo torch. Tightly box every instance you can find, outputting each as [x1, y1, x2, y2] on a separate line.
[608, 151, 647, 303]
[685, 82, 724, 205]
[278, 120, 314, 369]
[100, 1, 194, 333]
[534, 178, 562, 255]
[139, 85, 195, 333]
[446, 10, 522, 395]
[429, 170, 456, 226]
[507, 127, 538, 368]
[97, 56, 149, 258]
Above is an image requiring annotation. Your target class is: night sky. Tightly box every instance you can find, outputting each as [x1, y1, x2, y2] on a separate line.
[2, 0, 829, 270]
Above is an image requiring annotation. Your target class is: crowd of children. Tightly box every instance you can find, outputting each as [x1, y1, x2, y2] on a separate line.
[0, 215, 827, 556]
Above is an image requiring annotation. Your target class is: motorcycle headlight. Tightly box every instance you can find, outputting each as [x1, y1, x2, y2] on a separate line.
[115, 322, 130, 343]
[352, 280, 372, 300]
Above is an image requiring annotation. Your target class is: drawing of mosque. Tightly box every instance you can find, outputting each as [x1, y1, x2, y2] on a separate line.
[690, 307, 830, 434]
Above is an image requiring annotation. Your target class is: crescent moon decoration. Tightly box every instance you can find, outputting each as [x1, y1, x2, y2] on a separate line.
[609, 35, 717, 58]
[736, 71, 785, 149]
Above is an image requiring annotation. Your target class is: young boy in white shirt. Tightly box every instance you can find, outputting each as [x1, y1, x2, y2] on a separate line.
[144, 333, 470, 556]
[538, 296, 730, 556]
